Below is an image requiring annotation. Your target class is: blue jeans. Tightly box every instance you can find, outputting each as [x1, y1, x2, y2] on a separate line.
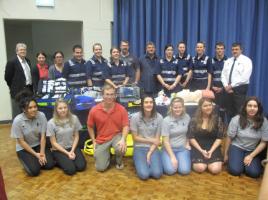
[133, 147, 163, 180]
[161, 147, 191, 175]
[228, 144, 262, 178]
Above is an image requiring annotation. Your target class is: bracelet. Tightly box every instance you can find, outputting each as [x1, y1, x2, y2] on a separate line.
[262, 159, 268, 167]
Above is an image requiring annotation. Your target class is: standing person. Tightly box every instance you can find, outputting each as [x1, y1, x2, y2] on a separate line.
[48, 51, 65, 80]
[105, 47, 130, 89]
[63, 44, 87, 88]
[187, 98, 224, 174]
[224, 97, 268, 178]
[47, 98, 87, 175]
[190, 42, 212, 91]
[221, 42, 253, 120]
[120, 40, 140, 85]
[10, 91, 54, 176]
[156, 44, 182, 97]
[87, 84, 129, 172]
[139, 42, 160, 97]
[86, 43, 109, 90]
[32, 51, 49, 94]
[176, 41, 193, 89]
[161, 97, 191, 175]
[130, 95, 163, 180]
[209, 42, 227, 120]
[5, 43, 33, 119]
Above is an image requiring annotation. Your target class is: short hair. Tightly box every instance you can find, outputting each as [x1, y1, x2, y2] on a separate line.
[93, 43, 102, 51]
[215, 42, 225, 48]
[177, 41, 186, 47]
[72, 44, 82, 52]
[36, 51, 47, 58]
[164, 44, 173, 52]
[120, 40, 129, 45]
[16, 43, 27, 52]
[232, 42, 242, 49]
[196, 41, 206, 48]
[146, 41, 155, 47]
[53, 51, 64, 59]
[102, 84, 116, 94]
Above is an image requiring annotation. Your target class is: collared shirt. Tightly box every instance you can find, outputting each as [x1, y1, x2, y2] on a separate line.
[86, 56, 109, 87]
[191, 54, 211, 80]
[11, 111, 47, 151]
[120, 53, 140, 83]
[17, 55, 32, 85]
[210, 55, 227, 87]
[130, 112, 163, 148]
[221, 54, 252, 88]
[47, 115, 82, 149]
[176, 53, 192, 76]
[105, 60, 130, 85]
[156, 57, 182, 84]
[87, 102, 129, 144]
[139, 53, 159, 94]
[161, 113, 190, 148]
[228, 115, 268, 151]
[63, 58, 87, 87]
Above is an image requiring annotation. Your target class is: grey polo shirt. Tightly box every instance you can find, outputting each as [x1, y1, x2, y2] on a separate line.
[11, 111, 47, 152]
[130, 112, 163, 148]
[228, 115, 268, 151]
[47, 115, 82, 149]
[161, 113, 191, 148]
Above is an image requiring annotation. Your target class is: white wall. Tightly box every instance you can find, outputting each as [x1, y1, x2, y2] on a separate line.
[0, 0, 113, 121]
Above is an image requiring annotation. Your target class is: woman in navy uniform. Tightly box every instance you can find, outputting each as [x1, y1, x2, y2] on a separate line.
[156, 44, 182, 97]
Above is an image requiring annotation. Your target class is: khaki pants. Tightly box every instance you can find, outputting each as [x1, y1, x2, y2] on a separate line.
[94, 134, 123, 172]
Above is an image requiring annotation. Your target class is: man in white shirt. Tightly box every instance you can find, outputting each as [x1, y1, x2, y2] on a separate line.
[5, 43, 33, 119]
[221, 42, 252, 120]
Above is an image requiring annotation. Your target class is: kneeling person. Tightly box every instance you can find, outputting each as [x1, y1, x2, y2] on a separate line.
[47, 98, 87, 175]
[87, 84, 129, 171]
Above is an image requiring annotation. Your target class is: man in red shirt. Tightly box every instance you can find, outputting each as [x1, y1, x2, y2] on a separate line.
[87, 84, 129, 171]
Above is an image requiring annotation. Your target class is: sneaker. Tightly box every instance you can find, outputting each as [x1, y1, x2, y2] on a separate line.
[115, 163, 124, 170]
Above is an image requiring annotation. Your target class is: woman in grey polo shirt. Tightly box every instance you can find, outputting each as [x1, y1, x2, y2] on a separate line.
[11, 91, 54, 176]
[161, 97, 191, 175]
[130, 95, 163, 180]
[47, 98, 86, 175]
[224, 96, 268, 178]
[187, 97, 224, 174]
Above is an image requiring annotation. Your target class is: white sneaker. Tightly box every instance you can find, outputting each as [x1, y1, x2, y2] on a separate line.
[115, 163, 124, 170]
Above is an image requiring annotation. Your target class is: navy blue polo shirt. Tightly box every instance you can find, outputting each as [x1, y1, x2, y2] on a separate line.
[105, 60, 130, 85]
[191, 54, 212, 80]
[209, 56, 227, 87]
[86, 56, 109, 87]
[63, 58, 87, 88]
[156, 57, 182, 84]
[120, 53, 140, 83]
[139, 54, 159, 94]
[176, 53, 192, 77]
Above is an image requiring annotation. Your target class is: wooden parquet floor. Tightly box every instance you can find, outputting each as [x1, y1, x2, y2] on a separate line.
[0, 124, 261, 200]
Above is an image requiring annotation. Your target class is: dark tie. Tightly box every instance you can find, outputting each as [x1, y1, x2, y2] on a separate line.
[228, 58, 236, 85]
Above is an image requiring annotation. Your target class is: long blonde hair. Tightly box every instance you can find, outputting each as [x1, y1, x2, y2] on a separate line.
[53, 98, 74, 127]
[193, 98, 218, 132]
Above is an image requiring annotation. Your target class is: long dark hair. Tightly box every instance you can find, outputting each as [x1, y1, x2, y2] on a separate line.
[239, 96, 264, 130]
[15, 89, 36, 112]
[141, 95, 157, 118]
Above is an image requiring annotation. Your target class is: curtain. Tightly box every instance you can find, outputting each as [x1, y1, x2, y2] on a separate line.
[113, 0, 268, 114]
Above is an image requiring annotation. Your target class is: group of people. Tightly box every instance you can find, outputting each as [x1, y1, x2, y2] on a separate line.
[9, 84, 268, 181]
[4, 41, 267, 181]
[5, 40, 252, 123]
